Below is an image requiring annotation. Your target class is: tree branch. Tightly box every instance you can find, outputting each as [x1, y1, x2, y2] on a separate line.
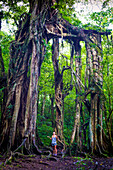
[61, 66, 71, 76]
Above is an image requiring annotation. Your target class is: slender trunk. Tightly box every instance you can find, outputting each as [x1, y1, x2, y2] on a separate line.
[50, 95, 55, 127]
[71, 100, 81, 144]
[85, 42, 93, 87]
[90, 93, 98, 153]
[37, 87, 40, 114]
[70, 40, 81, 147]
[41, 92, 46, 116]
[97, 35, 103, 147]
[81, 104, 87, 146]
[52, 38, 64, 143]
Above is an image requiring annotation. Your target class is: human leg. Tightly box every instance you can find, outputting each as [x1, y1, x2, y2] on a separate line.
[54, 145, 57, 155]
[52, 146, 55, 155]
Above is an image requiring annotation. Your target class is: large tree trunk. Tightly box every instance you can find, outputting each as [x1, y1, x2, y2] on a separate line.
[0, 0, 50, 152]
[0, 11, 7, 128]
[87, 34, 104, 154]
[0, 12, 5, 75]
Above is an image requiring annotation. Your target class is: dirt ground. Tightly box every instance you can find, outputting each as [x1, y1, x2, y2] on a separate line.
[0, 153, 113, 170]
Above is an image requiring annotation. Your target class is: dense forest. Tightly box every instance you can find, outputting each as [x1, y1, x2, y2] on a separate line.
[0, 0, 113, 163]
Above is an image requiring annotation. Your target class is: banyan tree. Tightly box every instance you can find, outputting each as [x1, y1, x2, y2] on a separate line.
[0, 0, 112, 156]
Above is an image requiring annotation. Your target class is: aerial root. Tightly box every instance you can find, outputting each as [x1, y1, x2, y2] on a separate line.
[4, 152, 36, 165]
[4, 138, 54, 166]
[33, 137, 42, 154]
[13, 138, 27, 153]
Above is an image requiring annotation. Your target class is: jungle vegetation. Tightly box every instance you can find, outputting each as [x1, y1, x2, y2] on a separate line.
[0, 0, 113, 157]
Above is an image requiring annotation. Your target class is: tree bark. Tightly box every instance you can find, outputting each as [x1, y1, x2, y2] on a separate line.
[0, 11, 7, 133]
[88, 34, 102, 154]
[70, 40, 81, 147]
[0, 0, 49, 152]
[50, 94, 55, 127]
[52, 38, 64, 143]
[41, 92, 46, 116]
[0, 12, 4, 74]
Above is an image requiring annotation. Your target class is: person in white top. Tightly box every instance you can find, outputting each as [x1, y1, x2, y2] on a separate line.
[47, 132, 58, 156]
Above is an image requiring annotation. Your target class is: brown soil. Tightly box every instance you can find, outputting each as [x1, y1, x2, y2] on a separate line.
[0, 154, 113, 170]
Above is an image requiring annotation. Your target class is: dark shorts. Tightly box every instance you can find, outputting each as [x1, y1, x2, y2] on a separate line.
[52, 143, 57, 146]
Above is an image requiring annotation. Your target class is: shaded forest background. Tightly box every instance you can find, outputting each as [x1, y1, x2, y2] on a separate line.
[0, 0, 113, 157]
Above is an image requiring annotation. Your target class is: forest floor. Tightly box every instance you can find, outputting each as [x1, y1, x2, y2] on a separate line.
[0, 153, 113, 170]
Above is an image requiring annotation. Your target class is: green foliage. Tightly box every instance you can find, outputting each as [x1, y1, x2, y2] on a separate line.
[39, 41, 54, 96]
[59, 7, 82, 27]
[52, 0, 76, 9]
[37, 114, 53, 146]
[0, 31, 14, 73]
[83, 7, 113, 31]
[1, 0, 113, 154]
[1, 0, 29, 23]
[90, 7, 113, 28]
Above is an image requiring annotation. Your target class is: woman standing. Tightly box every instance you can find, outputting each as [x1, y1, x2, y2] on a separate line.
[47, 132, 58, 156]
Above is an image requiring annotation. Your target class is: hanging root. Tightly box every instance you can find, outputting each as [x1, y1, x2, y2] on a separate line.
[33, 137, 42, 154]
[13, 138, 27, 153]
